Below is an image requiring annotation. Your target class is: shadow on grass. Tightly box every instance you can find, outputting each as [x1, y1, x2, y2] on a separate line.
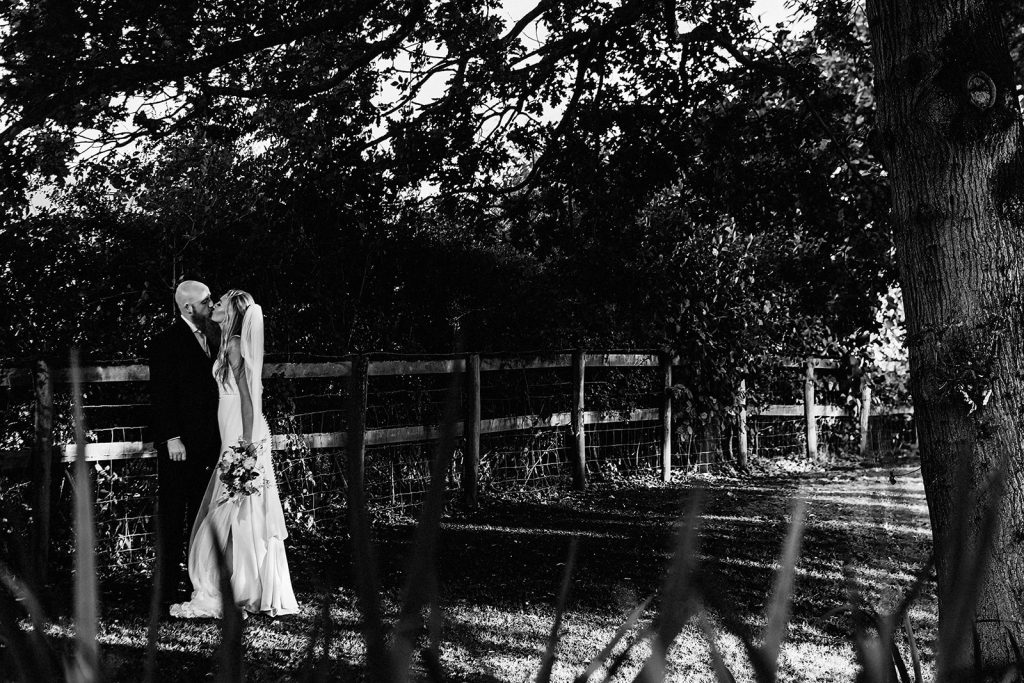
[367, 469, 933, 657]
[22, 467, 933, 681]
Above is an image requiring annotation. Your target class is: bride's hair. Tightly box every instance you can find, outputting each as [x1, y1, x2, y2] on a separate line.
[216, 289, 256, 386]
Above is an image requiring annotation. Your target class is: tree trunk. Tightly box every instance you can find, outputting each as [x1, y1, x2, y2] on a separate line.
[865, 1, 1024, 674]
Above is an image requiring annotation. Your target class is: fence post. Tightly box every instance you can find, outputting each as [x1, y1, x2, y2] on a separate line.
[69, 350, 98, 674]
[571, 349, 587, 490]
[859, 373, 872, 458]
[30, 359, 54, 589]
[464, 354, 481, 507]
[347, 355, 369, 509]
[659, 352, 673, 483]
[736, 378, 748, 470]
[804, 359, 818, 459]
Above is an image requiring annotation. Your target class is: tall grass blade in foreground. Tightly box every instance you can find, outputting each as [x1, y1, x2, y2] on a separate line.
[891, 637, 912, 683]
[696, 498, 807, 683]
[0, 577, 36, 681]
[755, 499, 805, 682]
[698, 609, 737, 683]
[0, 563, 59, 681]
[390, 339, 466, 681]
[211, 528, 243, 682]
[937, 460, 1005, 680]
[854, 555, 932, 682]
[834, 570, 888, 682]
[973, 625, 984, 682]
[321, 590, 337, 679]
[297, 590, 336, 681]
[144, 506, 164, 683]
[536, 537, 578, 683]
[69, 350, 100, 683]
[904, 614, 923, 683]
[887, 554, 933, 639]
[296, 591, 325, 679]
[632, 489, 705, 682]
[420, 597, 446, 682]
[602, 627, 657, 683]
[344, 354, 388, 680]
[1006, 628, 1024, 675]
[574, 596, 652, 683]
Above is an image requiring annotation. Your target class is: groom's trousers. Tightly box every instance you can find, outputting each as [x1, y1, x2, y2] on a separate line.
[149, 318, 221, 602]
[156, 453, 215, 600]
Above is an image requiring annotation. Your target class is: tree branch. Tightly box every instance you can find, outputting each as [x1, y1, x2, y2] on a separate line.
[0, 0, 392, 142]
[205, 2, 425, 101]
[498, 27, 602, 195]
[706, 29, 876, 196]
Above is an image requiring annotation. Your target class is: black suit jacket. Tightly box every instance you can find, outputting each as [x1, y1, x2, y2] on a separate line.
[149, 318, 222, 470]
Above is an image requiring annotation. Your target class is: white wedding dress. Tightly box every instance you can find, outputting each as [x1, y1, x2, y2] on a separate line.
[170, 305, 299, 618]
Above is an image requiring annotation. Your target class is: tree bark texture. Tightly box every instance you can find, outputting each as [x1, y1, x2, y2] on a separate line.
[866, 1, 1024, 673]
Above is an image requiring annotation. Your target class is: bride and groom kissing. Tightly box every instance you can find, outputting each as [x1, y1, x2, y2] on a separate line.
[150, 280, 298, 619]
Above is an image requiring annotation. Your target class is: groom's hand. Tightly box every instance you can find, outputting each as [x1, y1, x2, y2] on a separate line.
[167, 437, 187, 462]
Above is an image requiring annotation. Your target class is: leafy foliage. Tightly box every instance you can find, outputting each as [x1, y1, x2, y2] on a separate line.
[0, 3, 895, 428]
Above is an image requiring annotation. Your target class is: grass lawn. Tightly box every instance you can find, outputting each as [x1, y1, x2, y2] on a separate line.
[36, 464, 934, 682]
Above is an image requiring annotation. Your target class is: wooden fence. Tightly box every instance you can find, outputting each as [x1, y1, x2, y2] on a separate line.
[0, 351, 913, 575]
[1, 352, 911, 472]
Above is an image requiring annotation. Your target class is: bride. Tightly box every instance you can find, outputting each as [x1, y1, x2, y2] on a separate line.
[170, 290, 299, 618]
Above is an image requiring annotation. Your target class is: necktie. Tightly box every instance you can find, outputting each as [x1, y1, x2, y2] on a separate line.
[195, 329, 210, 357]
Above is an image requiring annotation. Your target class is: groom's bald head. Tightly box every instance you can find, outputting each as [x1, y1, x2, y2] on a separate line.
[175, 280, 213, 323]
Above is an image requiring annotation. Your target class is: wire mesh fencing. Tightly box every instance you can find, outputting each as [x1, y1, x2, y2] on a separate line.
[587, 419, 662, 479]
[366, 373, 455, 430]
[89, 458, 158, 569]
[1, 353, 915, 577]
[480, 425, 571, 492]
[749, 415, 806, 459]
[868, 412, 917, 457]
[748, 412, 914, 463]
[273, 441, 347, 533]
[0, 468, 34, 572]
[365, 439, 464, 515]
[57, 383, 159, 575]
[676, 432, 727, 471]
[817, 416, 860, 460]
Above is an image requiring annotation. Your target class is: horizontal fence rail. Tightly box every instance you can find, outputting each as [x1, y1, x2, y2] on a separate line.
[0, 354, 911, 466]
[48, 409, 664, 463]
[0, 353, 662, 387]
[0, 407, 912, 466]
[0, 351, 914, 576]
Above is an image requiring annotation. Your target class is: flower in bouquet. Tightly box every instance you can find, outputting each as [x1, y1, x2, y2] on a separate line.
[218, 438, 265, 502]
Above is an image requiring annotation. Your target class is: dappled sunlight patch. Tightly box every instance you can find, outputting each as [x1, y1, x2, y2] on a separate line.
[842, 563, 922, 585]
[431, 600, 912, 682]
[439, 520, 636, 540]
[774, 638, 862, 681]
[802, 494, 930, 514]
[699, 513, 785, 525]
[705, 554, 918, 586]
[808, 517, 931, 538]
[8, 466, 940, 679]
[805, 483, 926, 497]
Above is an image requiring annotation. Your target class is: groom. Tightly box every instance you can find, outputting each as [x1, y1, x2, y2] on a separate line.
[149, 280, 222, 607]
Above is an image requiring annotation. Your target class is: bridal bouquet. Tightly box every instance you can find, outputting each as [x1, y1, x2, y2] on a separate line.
[218, 438, 265, 502]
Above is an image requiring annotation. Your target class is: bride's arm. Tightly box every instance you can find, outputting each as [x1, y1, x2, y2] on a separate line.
[228, 338, 255, 445]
